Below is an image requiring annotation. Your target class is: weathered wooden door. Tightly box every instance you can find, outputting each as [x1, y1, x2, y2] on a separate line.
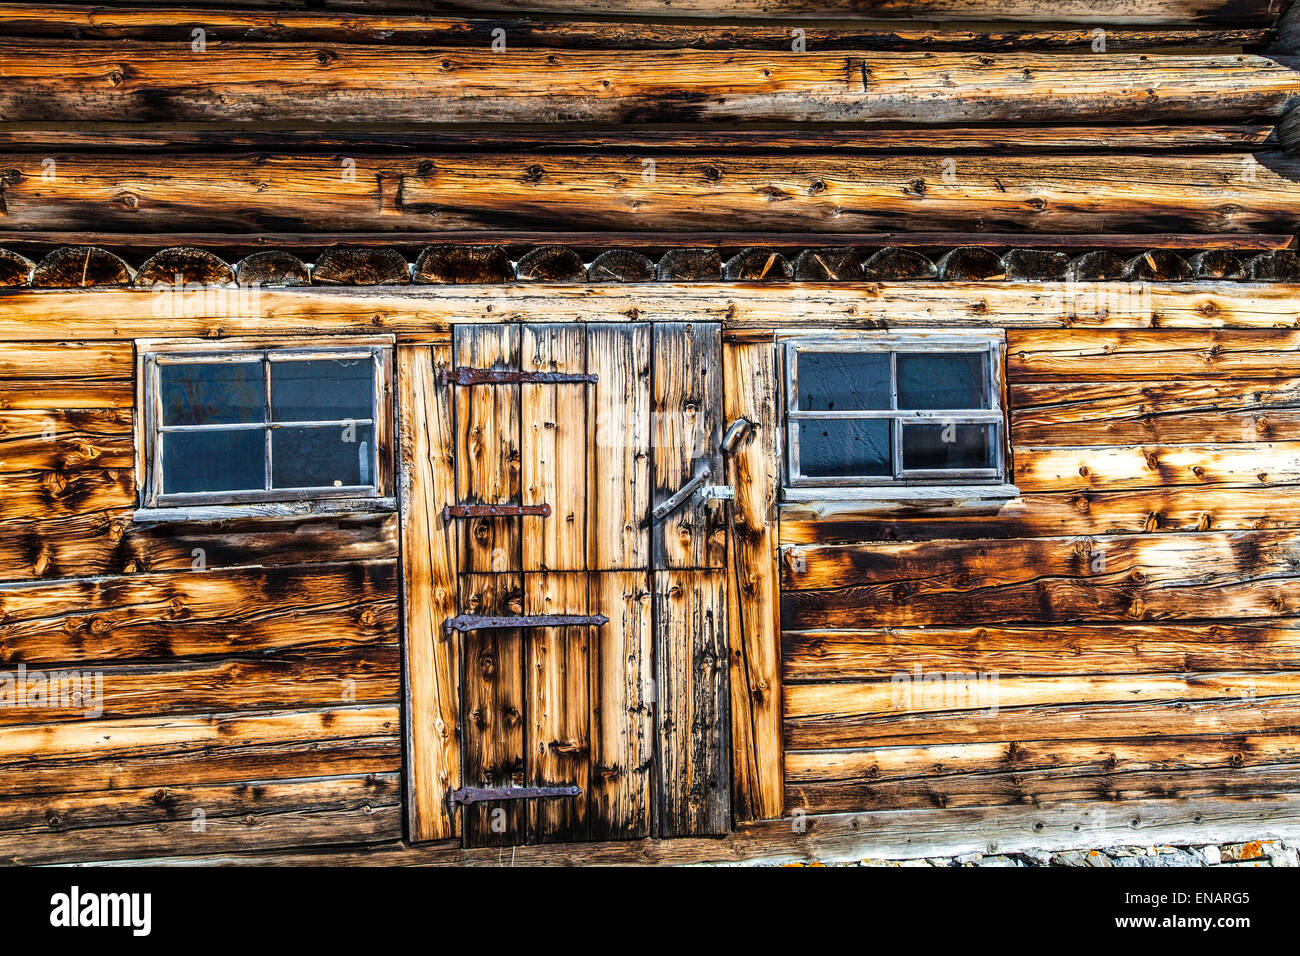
[400, 321, 731, 847]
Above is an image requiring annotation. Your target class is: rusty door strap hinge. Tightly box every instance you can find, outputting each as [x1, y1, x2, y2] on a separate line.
[439, 368, 598, 387]
[449, 785, 583, 809]
[443, 503, 551, 519]
[444, 614, 610, 633]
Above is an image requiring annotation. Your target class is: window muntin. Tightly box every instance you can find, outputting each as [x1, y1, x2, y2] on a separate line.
[784, 333, 1006, 489]
[140, 343, 391, 508]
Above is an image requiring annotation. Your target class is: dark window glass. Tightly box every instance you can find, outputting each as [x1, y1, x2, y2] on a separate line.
[271, 424, 374, 489]
[160, 361, 263, 426]
[798, 419, 891, 478]
[902, 423, 995, 471]
[162, 430, 264, 494]
[897, 352, 987, 410]
[271, 359, 373, 423]
[797, 352, 891, 411]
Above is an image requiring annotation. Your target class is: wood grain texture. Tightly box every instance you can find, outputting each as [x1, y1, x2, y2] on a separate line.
[3, 283, 1300, 341]
[459, 571, 527, 846]
[0, 773, 403, 865]
[398, 343, 462, 841]
[652, 322, 725, 570]
[587, 323, 650, 570]
[525, 570, 591, 842]
[783, 620, 1300, 682]
[779, 485, 1300, 543]
[111, 793, 1300, 867]
[785, 738, 1300, 811]
[5, 44, 1296, 125]
[588, 570, 653, 840]
[0, 7, 1273, 50]
[655, 568, 730, 837]
[6, 152, 1300, 234]
[522, 323, 587, 572]
[454, 324, 521, 573]
[722, 339, 783, 821]
[780, 529, 1300, 628]
[0, 560, 398, 668]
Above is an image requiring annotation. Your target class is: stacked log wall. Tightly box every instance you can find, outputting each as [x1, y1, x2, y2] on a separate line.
[781, 327, 1300, 815]
[0, 339, 403, 864]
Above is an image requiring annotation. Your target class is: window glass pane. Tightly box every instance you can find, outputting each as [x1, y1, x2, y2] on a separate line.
[902, 423, 995, 471]
[897, 352, 988, 410]
[272, 424, 375, 489]
[797, 419, 891, 478]
[797, 351, 891, 411]
[160, 361, 263, 426]
[162, 429, 265, 494]
[271, 358, 374, 423]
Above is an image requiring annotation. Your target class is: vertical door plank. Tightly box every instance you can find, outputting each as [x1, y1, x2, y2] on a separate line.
[722, 338, 784, 822]
[522, 323, 587, 572]
[455, 324, 525, 848]
[459, 572, 526, 847]
[454, 323, 521, 573]
[588, 569, 653, 841]
[587, 322, 651, 572]
[655, 568, 730, 837]
[397, 342, 461, 842]
[652, 323, 726, 570]
[524, 570, 590, 843]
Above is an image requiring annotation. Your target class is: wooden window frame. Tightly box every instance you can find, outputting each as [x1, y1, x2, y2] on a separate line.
[134, 336, 395, 519]
[780, 330, 1016, 501]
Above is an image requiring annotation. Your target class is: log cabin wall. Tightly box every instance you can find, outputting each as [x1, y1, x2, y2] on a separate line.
[0, 0, 1298, 863]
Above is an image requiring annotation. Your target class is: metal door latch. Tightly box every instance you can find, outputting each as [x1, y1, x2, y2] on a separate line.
[652, 467, 711, 521]
[449, 785, 582, 809]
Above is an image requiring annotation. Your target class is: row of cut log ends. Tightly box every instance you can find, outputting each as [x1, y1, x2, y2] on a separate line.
[2, 243, 1299, 289]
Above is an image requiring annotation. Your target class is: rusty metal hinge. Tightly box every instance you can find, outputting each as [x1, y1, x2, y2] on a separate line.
[443, 503, 551, 519]
[444, 614, 609, 634]
[449, 785, 582, 809]
[439, 368, 598, 387]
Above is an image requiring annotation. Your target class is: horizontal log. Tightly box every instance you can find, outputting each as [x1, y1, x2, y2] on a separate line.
[1, 283, 1299, 340]
[3, 44, 1296, 125]
[0, 642, 400, 725]
[784, 692, 1300, 749]
[130, 792, 1300, 866]
[787, 674, 1300, 721]
[15, 0, 1286, 27]
[778, 484, 1300, 543]
[780, 529, 1300, 627]
[1011, 379, 1300, 445]
[787, 736, 1300, 788]
[0, 510, 397, 583]
[0, 125, 1279, 153]
[0, 560, 399, 668]
[5, 736, 400, 802]
[0, 775, 402, 864]
[782, 528, 1300, 592]
[0, 7, 1274, 50]
[0, 468, 134, 521]
[0, 772, 400, 836]
[1013, 441, 1300, 492]
[783, 620, 1300, 681]
[1008, 328, 1300, 380]
[787, 744, 1300, 812]
[5, 152, 1300, 233]
[0, 702, 398, 766]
